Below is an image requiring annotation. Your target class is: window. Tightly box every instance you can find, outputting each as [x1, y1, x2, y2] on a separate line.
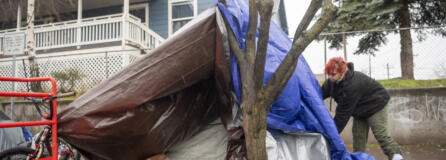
[169, 0, 197, 35]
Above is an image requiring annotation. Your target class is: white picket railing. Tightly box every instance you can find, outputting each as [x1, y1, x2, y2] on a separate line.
[0, 13, 164, 54]
[126, 15, 165, 49]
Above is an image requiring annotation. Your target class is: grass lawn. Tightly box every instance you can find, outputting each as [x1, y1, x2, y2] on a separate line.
[378, 79, 446, 89]
[319, 79, 446, 89]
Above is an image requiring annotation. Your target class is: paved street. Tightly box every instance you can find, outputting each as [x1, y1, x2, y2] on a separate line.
[346, 144, 446, 160]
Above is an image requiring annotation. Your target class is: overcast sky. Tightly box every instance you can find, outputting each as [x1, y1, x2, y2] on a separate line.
[283, 0, 446, 80]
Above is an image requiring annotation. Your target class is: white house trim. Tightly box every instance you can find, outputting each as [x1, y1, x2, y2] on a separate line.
[168, 0, 197, 36]
[172, 17, 194, 21]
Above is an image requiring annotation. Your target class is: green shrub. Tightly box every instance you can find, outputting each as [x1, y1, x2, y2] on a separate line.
[51, 69, 84, 93]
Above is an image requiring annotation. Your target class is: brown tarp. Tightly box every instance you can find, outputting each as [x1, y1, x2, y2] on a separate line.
[57, 10, 245, 160]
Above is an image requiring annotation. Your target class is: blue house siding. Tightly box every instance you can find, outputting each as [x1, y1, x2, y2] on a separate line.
[83, 6, 122, 18]
[147, 0, 286, 39]
[149, 0, 169, 39]
[198, 0, 216, 13]
[149, 0, 215, 39]
[83, 0, 150, 18]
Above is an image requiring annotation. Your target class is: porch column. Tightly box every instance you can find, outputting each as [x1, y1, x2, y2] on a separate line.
[122, 0, 129, 49]
[123, 0, 129, 16]
[16, 4, 21, 31]
[76, 0, 82, 49]
[145, 3, 149, 26]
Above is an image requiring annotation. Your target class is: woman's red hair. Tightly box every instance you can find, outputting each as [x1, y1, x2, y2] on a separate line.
[324, 57, 347, 74]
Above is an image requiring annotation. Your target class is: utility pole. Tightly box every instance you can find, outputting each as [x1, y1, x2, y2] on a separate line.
[368, 55, 372, 77]
[339, 0, 347, 61]
[9, 4, 23, 120]
[324, 37, 327, 71]
[342, 34, 347, 61]
[387, 63, 390, 79]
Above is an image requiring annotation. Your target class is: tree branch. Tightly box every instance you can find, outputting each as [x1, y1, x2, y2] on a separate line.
[292, 0, 322, 44]
[245, 0, 258, 63]
[263, 0, 337, 107]
[253, 0, 274, 91]
[225, 20, 249, 71]
[221, 9, 256, 105]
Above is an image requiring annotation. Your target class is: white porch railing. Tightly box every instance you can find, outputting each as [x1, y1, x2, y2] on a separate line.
[0, 14, 164, 54]
[126, 15, 165, 49]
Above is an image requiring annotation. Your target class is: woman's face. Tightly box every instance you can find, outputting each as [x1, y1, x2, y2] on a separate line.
[328, 71, 343, 82]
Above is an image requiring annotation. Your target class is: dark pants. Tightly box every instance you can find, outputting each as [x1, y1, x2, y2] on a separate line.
[352, 106, 402, 160]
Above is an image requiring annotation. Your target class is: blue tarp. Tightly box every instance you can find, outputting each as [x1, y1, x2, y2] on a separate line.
[216, 1, 375, 160]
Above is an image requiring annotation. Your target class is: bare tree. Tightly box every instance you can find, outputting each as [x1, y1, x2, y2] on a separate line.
[26, 0, 44, 92]
[218, 0, 337, 159]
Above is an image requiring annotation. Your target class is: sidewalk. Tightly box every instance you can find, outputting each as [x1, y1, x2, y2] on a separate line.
[346, 144, 446, 160]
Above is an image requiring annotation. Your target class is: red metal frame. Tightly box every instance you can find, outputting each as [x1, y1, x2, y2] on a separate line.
[0, 77, 58, 160]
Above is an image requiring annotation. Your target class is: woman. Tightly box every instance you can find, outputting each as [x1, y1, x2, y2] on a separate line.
[321, 57, 403, 160]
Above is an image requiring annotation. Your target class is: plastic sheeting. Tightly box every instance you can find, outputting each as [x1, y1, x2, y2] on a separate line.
[57, 9, 233, 160]
[216, 1, 375, 160]
[267, 131, 331, 160]
[165, 120, 331, 160]
[0, 120, 26, 152]
[0, 111, 32, 152]
[165, 119, 229, 160]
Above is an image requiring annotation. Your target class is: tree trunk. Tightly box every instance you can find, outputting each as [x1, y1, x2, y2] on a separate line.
[398, 0, 414, 79]
[27, 0, 42, 91]
[242, 96, 268, 160]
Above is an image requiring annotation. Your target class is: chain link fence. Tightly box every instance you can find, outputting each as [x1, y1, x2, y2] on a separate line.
[1, 27, 445, 94]
[302, 27, 446, 80]
[0, 49, 141, 93]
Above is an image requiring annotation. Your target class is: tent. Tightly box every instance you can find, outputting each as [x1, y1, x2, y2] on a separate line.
[57, 1, 374, 160]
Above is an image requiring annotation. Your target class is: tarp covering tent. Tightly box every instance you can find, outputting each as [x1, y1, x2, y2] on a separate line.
[217, 1, 374, 160]
[57, 1, 375, 160]
[57, 9, 235, 160]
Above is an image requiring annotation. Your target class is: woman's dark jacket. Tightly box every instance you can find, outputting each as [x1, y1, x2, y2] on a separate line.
[321, 63, 390, 133]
